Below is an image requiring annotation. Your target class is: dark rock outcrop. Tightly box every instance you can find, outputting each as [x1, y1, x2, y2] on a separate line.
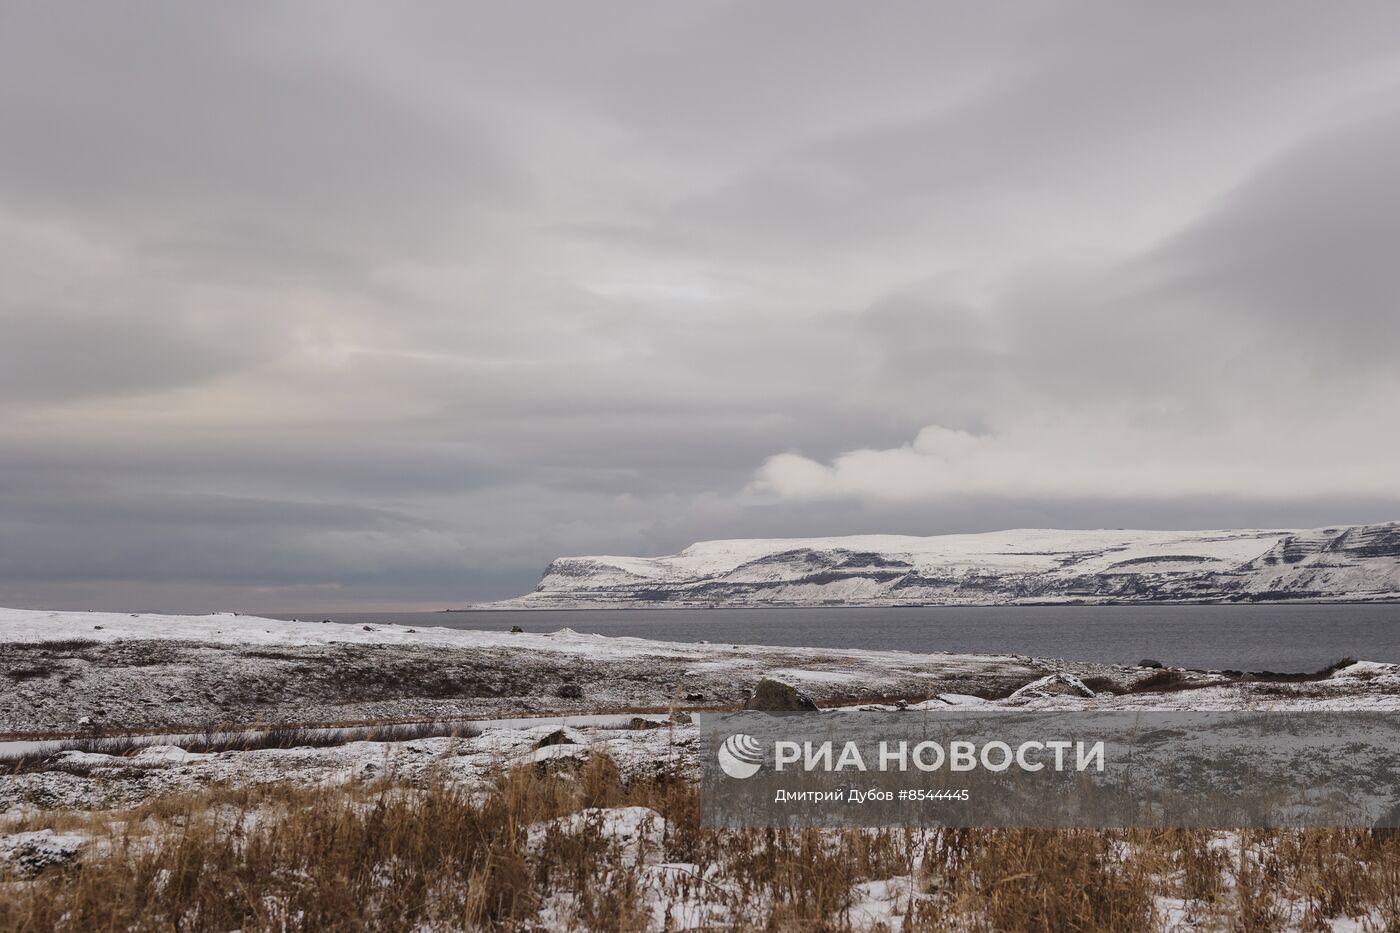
[743, 677, 819, 711]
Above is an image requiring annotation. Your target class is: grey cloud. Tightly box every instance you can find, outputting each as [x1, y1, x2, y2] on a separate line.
[0, 301, 283, 403]
[2, 3, 1399, 610]
[0, 2, 524, 258]
[650, 3, 1400, 263]
[843, 102, 1400, 420]
[1145, 109, 1400, 363]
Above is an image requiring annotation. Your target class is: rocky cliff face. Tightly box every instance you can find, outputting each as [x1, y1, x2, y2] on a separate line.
[480, 524, 1400, 608]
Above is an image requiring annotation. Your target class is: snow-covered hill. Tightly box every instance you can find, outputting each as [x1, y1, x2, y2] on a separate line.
[481, 523, 1400, 608]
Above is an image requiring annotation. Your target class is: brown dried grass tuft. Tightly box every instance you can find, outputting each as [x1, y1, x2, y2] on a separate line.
[7, 763, 1400, 931]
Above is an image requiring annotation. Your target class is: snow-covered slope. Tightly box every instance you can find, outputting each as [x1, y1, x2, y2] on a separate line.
[482, 523, 1400, 608]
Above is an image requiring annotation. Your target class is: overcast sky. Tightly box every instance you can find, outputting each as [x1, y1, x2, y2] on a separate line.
[4, 2, 1400, 612]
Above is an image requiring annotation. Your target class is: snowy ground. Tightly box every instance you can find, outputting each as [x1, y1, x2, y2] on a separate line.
[0, 718, 696, 814]
[5, 606, 1399, 810]
[6, 607, 1400, 930]
[0, 606, 1087, 735]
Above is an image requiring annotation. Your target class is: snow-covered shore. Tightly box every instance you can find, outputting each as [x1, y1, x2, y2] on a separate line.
[5, 606, 1399, 740]
[0, 607, 1058, 736]
[6, 603, 1400, 811]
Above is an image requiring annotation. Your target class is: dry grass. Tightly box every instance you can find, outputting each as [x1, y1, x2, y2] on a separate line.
[6, 759, 1400, 931]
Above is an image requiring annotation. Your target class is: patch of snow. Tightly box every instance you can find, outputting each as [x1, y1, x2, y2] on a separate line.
[910, 693, 995, 708]
[0, 829, 85, 875]
[765, 668, 860, 684]
[520, 743, 591, 765]
[527, 806, 664, 857]
[132, 745, 212, 765]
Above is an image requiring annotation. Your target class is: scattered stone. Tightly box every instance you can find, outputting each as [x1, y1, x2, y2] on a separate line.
[743, 677, 819, 712]
[1137, 659, 1165, 669]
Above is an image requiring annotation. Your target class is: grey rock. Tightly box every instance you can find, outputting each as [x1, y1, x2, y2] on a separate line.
[743, 677, 819, 712]
[534, 727, 581, 748]
[1008, 672, 1097, 701]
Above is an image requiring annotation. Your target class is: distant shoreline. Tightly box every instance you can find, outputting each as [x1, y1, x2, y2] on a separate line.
[450, 596, 1400, 611]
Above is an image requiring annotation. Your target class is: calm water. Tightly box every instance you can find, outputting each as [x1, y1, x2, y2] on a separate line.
[274, 604, 1400, 673]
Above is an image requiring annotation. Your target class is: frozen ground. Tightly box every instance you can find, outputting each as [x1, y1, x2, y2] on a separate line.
[4, 606, 1399, 812]
[5, 607, 1400, 930]
[1, 607, 1076, 735]
[0, 719, 695, 814]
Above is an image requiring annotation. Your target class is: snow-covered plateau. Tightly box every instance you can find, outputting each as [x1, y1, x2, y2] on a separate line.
[481, 522, 1400, 608]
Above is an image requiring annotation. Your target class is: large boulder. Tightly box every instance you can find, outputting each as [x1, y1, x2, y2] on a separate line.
[1008, 672, 1097, 701]
[743, 677, 819, 712]
[532, 726, 586, 749]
